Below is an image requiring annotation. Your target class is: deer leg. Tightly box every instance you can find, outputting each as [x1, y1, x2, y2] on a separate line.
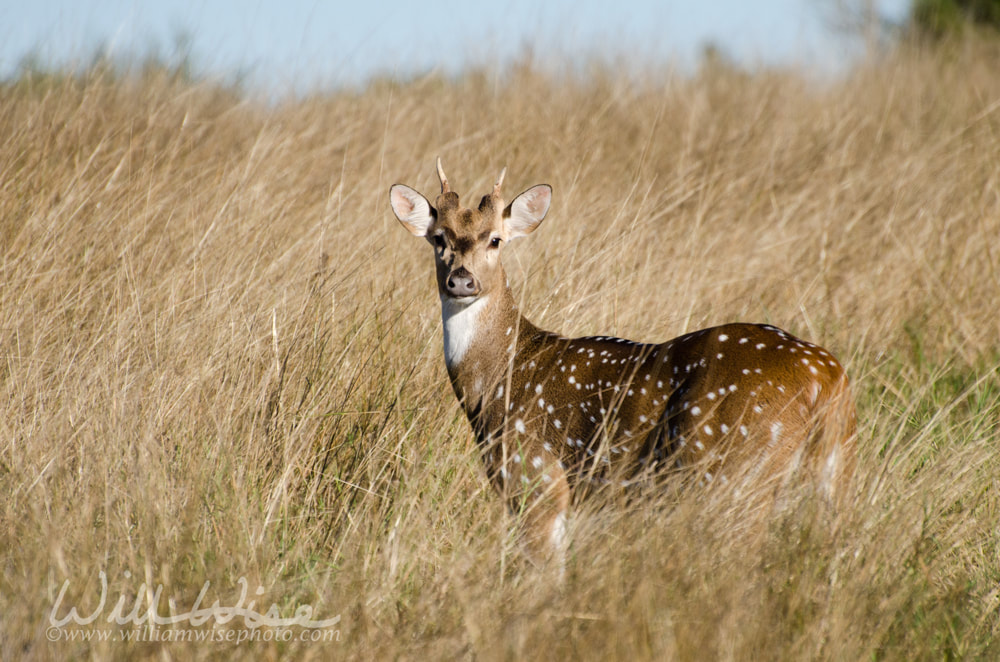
[508, 465, 571, 569]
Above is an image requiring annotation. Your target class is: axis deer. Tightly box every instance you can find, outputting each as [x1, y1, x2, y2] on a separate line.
[390, 160, 856, 564]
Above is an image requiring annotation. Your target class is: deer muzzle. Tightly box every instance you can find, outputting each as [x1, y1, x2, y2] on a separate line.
[445, 266, 480, 298]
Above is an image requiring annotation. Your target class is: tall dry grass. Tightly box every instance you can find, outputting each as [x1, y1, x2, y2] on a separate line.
[2, 38, 1000, 660]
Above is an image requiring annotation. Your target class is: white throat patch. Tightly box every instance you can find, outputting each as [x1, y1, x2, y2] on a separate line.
[441, 295, 489, 369]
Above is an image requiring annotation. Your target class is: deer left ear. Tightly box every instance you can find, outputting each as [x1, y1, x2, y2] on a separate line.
[390, 185, 436, 237]
[503, 184, 552, 239]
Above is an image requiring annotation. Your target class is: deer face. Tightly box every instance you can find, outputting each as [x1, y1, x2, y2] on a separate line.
[390, 160, 552, 304]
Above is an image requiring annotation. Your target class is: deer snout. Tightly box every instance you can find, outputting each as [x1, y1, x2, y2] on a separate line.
[446, 267, 480, 298]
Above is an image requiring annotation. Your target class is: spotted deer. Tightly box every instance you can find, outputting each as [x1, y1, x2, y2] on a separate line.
[390, 160, 856, 564]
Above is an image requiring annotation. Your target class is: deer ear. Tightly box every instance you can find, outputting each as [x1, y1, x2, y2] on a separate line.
[503, 184, 552, 239]
[390, 185, 435, 237]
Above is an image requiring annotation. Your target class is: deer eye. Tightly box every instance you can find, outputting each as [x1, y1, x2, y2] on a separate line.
[489, 236, 502, 249]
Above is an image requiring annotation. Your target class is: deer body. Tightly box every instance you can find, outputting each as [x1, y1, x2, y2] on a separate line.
[391, 161, 856, 562]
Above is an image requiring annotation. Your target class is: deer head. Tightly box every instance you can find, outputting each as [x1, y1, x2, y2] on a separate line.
[390, 158, 552, 304]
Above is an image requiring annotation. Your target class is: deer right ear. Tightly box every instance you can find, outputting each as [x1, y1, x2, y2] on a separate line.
[390, 185, 435, 237]
[503, 184, 552, 239]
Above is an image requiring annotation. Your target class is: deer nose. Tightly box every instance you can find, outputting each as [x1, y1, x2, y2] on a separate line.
[446, 267, 480, 298]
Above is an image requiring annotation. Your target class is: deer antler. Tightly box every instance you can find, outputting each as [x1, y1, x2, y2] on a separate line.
[493, 166, 507, 198]
[436, 157, 450, 194]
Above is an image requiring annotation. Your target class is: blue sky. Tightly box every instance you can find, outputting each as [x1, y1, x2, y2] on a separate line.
[1, 1, 910, 94]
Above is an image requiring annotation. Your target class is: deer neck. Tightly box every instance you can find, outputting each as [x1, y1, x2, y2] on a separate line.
[440, 277, 531, 414]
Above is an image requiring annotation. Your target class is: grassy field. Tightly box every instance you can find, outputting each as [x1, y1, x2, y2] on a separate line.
[3, 37, 1000, 660]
